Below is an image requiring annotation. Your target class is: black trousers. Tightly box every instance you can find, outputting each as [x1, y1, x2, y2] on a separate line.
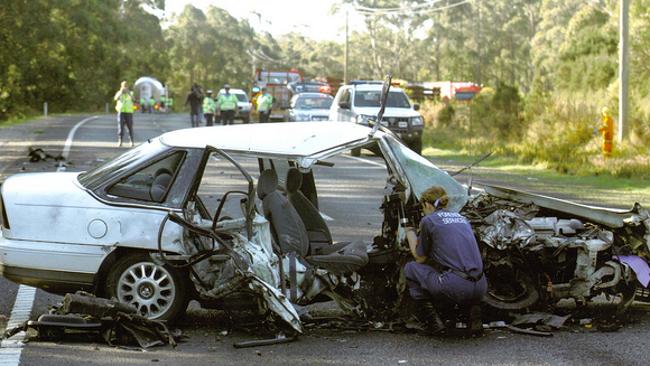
[204, 113, 214, 126]
[221, 110, 235, 125]
[259, 110, 271, 123]
[190, 113, 201, 127]
[117, 112, 134, 141]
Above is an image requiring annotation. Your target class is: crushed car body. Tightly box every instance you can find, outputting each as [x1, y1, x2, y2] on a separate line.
[1, 120, 649, 334]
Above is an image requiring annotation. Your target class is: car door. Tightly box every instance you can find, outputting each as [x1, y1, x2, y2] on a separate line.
[337, 87, 353, 122]
[187, 146, 256, 237]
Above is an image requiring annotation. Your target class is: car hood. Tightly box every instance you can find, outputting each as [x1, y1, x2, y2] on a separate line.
[353, 107, 419, 118]
[480, 184, 650, 230]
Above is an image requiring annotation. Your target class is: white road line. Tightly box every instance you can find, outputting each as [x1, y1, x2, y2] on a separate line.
[343, 154, 386, 168]
[0, 286, 37, 366]
[57, 115, 99, 172]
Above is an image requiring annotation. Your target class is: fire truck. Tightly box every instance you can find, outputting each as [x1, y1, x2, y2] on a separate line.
[253, 68, 303, 121]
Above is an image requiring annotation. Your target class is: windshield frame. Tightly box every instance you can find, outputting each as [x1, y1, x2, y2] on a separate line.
[354, 90, 412, 109]
[294, 95, 333, 110]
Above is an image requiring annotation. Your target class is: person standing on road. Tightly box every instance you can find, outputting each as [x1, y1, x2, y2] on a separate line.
[217, 84, 238, 125]
[598, 107, 614, 158]
[140, 96, 147, 113]
[185, 84, 203, 127]
[203, 89, 217, 126]
[403, 185, 487, 334]
[257, 87, 273, 123]
[113, 81, 135, 147]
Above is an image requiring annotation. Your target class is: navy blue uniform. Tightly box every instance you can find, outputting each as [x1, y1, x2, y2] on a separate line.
[405, 210, 487, 303]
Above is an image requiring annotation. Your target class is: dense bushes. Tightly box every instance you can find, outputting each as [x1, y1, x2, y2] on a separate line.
[424, 84, 650, 179]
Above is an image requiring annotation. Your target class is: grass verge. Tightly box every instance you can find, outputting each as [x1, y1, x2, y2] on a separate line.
[422, 145, 650, 208]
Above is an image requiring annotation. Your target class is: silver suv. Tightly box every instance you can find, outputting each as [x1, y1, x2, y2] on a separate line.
[329, 82, 424, 155]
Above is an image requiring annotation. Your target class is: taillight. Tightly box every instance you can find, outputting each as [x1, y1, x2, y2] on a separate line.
[0, 190, 9, 229]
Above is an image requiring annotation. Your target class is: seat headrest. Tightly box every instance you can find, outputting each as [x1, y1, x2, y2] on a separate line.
[286, 168, 303, 194]
[257, 169, 278, 199]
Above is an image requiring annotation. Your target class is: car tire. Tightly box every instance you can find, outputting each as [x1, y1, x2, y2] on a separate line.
[104, 253, 189, 322]
[351, 147, 361, 157]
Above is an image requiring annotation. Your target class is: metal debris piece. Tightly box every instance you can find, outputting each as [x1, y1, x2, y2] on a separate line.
[481, 210, 535, 250]
[2, 292, 181, 350]
[232, 332, 296, 348]
[505, 324, 553, 337]
[615, 255, 650, 287]
[511, 312, 571, 329]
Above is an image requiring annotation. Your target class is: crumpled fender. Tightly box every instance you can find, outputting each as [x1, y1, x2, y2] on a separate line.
[249, 276, 303, 334]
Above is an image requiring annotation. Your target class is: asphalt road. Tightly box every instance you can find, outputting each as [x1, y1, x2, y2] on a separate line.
[1, 113, 650, 366]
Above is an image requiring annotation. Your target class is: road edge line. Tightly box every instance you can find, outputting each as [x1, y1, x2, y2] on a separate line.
[57, 115, 99, 171]
[0, 285, 37, 366]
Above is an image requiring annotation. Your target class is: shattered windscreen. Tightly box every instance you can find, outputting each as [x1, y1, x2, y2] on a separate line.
[385, 136, 468, 211]
[77, 139, 169, 190]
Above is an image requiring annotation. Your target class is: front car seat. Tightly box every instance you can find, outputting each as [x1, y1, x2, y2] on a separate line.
[285, 168, 332, 246]
[257, 169, 310, 258]
[257, 169, 368, 275]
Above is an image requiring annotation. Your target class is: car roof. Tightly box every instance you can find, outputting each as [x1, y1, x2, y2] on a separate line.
[159, 122, 378, 159]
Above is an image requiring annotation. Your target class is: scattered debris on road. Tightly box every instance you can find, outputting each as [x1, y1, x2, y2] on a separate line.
[2, 292, 181, 350]
[27, 147, 64, 163]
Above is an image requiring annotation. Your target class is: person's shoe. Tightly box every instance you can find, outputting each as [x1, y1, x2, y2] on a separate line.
[117, 137, 123, 147]
[130, 139, 135, 147]
[414, 299, 445, 335]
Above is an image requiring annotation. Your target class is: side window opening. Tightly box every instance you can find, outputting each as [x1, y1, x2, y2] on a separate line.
[341, 88, 351, 104]
[107, 152, 184, 203]
[196, 152, 251, 223]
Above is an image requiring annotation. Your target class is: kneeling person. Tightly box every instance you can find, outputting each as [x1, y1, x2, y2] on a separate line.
[404, 185, 487, 334]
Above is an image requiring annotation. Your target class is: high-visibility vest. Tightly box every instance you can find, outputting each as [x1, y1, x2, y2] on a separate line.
[257, 93, 273, 112]
[203, 96, 216, 113]
[218, 93, 238, 111]
[116, 91, 134, 113]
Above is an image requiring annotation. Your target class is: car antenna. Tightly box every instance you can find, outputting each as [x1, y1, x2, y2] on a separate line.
[369, 73, 392, 137]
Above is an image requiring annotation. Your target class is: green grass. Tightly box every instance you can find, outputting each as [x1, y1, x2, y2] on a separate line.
[0, 112, 88, 129]
[422, 146, 650, 208]
[0, 114, 42, 128]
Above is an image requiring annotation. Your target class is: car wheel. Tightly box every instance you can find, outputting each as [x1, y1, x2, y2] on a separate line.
[483, 270, 539, 311]
[105, 253, 189, 321]
[351, 147, 361, 157]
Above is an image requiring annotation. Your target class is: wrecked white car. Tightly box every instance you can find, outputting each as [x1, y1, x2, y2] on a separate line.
[1, 120, 649, 333]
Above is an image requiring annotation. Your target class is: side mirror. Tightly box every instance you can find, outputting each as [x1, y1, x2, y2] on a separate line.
[339, 101, 350, 110]
[413, 103, 420, 111]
